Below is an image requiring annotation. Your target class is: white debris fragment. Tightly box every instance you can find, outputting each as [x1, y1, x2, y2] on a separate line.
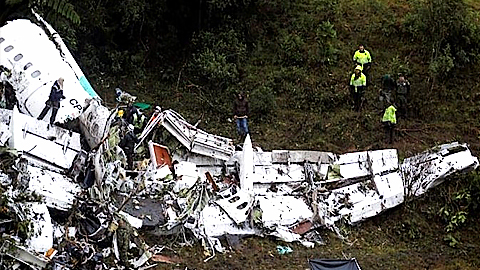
[258, 195, 313, 227]
[119, 211, 143, 229]
[161, 109, 235, 160]
[215, 188, 254, 224]
[27, 165, 82, 211]
[402, 142, 479, 197]
[9, 106, 82, 169]
[24, 202, 53, 253]
[173, 161, 198, 192]
[240, 134, 254, 192]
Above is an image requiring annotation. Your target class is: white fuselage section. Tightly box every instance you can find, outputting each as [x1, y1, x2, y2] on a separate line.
[0, 19, 98, 123]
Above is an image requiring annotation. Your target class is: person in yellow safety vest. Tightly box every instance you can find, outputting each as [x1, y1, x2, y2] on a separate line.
[132, 111, 146, 134]
[353, 44, 372, 83]
[349, 65, 367, 111]
[382, 104, 397, 144]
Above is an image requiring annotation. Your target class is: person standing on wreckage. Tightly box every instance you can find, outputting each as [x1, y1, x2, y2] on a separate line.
[37, 77, 65, 125]
[119, 124, 139, 170]
[233, 92, 249, 142]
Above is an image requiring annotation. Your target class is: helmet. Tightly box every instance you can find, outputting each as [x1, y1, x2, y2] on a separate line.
[355, 65, 363, 71]
[115, 88, 122, 97]
[128, 124, 134, 131]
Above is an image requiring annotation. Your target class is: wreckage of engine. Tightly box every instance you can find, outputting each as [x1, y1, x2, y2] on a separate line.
[0, 16, 479, 270]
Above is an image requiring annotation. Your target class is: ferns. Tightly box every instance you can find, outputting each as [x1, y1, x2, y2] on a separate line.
[35, 0, 81, 24]
[5, 0, 81, 25]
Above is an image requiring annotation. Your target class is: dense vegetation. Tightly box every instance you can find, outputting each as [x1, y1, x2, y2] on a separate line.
[2, 0, 480, 268]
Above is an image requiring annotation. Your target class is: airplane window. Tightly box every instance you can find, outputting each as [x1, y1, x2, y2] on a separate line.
[0, 38, 4, 44]
[4, 45, 13, 52]
[31, 70, 41, 78]
[24, 63, 33, 70]
[14, 54, 23, 61]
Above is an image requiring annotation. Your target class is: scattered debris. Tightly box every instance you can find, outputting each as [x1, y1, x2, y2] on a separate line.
[0, 14, 479, 269]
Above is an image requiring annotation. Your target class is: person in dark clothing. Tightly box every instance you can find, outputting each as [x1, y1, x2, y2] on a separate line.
[124, 103, 138, 125]
[233, 92, 249, 140]
[38, 78, 65, 124]
[379, 74, 396, 111]
[396, 74, 411, 119]
[119, 124, 139, 170]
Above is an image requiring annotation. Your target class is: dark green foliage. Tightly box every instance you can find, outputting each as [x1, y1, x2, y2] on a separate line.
[403, 0, 480, 79]
[435, 171, 480, 247]
[35, 0, 80, 24]
[279, 30, 306, 66]
[249, 85, 276, 120]
[186, 27, 247, 113]
[2, 0, 80, 25]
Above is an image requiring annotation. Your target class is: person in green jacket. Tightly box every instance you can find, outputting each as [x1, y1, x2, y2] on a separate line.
[382, 104, 397, 144]
[350, 65, 367, 111]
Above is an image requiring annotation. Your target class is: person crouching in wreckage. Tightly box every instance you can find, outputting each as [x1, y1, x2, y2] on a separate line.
[119, 124, 139, 169]
[37, 77, 65, 125]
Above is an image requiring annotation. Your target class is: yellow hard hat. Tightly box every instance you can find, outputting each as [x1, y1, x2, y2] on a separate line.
[355, 65, 363, 71]
[118, 109, 124, 117]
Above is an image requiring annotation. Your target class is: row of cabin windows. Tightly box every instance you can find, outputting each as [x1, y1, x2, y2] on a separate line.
[0, 37, 41, 78]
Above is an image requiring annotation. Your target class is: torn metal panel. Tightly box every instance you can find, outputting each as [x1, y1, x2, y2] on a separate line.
[200, 204, 256, 238]
[368, 149, 398, 175]
[0, 108, 12, 146]
[119, 211, 143, 229]
[0, 19, 96, 123]
[258, 195, 313, 228]
[402, 142, 479, 197]
[130, 250, 152, 268]
[173, 161, 198, 192]
[268, 225, 302, 243]
[318, 181, 381, 226]
[334, 151, 370, 180]
[9, 106, 81, 169]
[78, 99, 113, 149]
[271, 150, 334, 164]
[148, 141, 172, 169]
[1, 240, 49, 269]
[318, 171, 404, 226]
[27, 165, 81, 211]
[161, 110, 235, 160]
[215, 188, 254, 224]
[24, 202, 53, 253]
[373, 173, 405, 209]
[253, 163, 307, 184]
[252, 183, 295, 196]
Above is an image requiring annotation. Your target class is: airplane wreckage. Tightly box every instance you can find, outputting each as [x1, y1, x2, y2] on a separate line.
[0, 15, 479, 270]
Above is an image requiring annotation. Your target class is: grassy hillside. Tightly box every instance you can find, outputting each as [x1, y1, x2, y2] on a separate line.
[78, 0, 480, 159]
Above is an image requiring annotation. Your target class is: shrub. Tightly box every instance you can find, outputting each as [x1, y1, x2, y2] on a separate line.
[249, 85, 276, 120]
[403, 0, 480, 80]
